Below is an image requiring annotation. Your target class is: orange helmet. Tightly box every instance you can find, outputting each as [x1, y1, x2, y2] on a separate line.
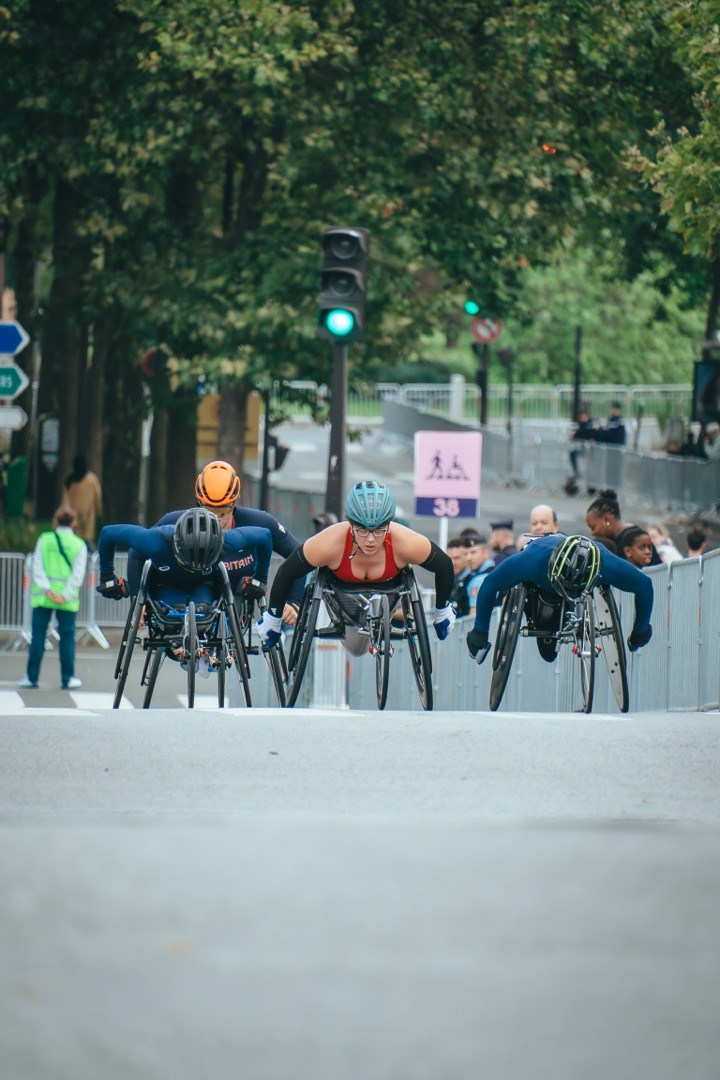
[195, 460, 241, 508]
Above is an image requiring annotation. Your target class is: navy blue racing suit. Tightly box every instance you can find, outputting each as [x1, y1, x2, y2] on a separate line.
[473, 533, 653, 638]
[126, 506, 304, 605]
[100, 523, 272, 607]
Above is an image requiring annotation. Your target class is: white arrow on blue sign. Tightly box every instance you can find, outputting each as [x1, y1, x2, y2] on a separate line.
[0, 320, 30, 356]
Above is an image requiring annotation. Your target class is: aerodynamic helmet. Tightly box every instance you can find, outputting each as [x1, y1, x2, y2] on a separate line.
[344, 481, 396, 529]
[548, 535, 601, 602]
[195, 460, 240, 509]
[172, 508, 224, 572]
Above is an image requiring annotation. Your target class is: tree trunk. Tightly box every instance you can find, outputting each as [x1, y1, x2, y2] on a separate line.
[218, 382, 249, 475]
[164, 390, 198, 511]
[38, 179, 89, 510]
[102, 342, 143, 523]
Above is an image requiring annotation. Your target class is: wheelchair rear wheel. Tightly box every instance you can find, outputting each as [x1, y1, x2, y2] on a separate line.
[226, 600, 251, 706]
[372, 593, 392, 710]
[216, 611, 227, 708]
[113, 593, 144, 709]
[401, 586, 433, 711]
[285, 589, 321, 707]
[265, 643, 287, 707]
[594, 586, 629, 713]
[489, 584, 526, 712]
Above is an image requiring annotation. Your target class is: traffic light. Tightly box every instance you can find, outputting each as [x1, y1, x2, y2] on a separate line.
[318, 227, 370, 343]
[464, 299, 480, 315]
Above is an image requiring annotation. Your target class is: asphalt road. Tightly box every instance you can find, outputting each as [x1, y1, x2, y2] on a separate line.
[1, 704, 719, 1080]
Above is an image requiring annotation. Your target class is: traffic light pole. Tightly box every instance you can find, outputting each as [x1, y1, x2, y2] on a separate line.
[259, 387, 271, 512]
[325, 342, 348, 519]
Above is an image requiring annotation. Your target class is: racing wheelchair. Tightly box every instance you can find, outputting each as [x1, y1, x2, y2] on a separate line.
[488, 582, 629, 714]
[272, 565, 434, 710]
[112, 559, 287, 709]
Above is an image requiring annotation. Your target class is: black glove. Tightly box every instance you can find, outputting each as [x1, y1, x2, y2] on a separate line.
[240, 576, 267, 602]
[96, 574, 129, 601]
[627, 625, 652, 653]
[466, 628, 491, 665]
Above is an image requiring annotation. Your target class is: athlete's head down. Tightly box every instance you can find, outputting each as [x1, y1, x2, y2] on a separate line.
[172, 507, 224, 572]
[195, 460, 241, 510]
[344, 481, 397, 531]
[548, 535, 601, 601]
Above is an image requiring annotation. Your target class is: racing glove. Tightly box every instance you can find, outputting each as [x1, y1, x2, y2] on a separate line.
[257, 611, 282, 649]
[433, 604, 456, 640]
[96, 574, 129, 601]
[466, 628, 491, 665]
[627, 625, 652, 653]
[240, 576, 267, 602]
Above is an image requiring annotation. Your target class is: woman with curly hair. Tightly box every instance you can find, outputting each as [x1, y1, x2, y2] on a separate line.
[585, 488, 662, 564]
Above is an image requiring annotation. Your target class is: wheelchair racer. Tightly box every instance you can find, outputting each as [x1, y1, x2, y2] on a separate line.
[96, 506, 273, 609]
[256, 480, 456, 654]
[466, 533, 654, 665]
[126, 460, 304, 619]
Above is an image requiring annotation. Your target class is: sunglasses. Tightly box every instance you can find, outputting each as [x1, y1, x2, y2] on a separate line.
[203, 504, 236, 518]
[352, 524, 390, 539]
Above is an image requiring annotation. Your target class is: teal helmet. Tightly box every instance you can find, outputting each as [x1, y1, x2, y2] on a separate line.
[344, 481, 396, 529]
[548, 535, 601, 601]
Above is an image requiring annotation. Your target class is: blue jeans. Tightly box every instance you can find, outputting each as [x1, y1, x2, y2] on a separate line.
[27, 606, 77, 687]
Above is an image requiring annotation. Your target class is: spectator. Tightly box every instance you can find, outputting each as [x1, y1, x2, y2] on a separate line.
[489, 520, 517, 567]
[447, 536, 471, 618]
[620, 526, 654, 569]
[567, 406, 598, 489]
[595, 401, 626, 446]
[462, 534, 494, 617]
[517, 504, 559, 550]
[647, 524, 682, 564]
[17, 507, 88, 691]
[585, 488, 662, 564]
[63, 454, 103, 548]
[702, 422, 720, 461]
[686, 528, 707, 559]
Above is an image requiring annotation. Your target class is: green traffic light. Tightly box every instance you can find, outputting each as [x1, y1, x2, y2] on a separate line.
[325, 309, 355, 337]
[464, 300, 480, 316]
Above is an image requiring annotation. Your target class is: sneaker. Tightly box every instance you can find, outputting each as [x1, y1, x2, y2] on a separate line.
[536, 637, 558, 663]
[17, 677, 38, 689]
[62, 677, 82, 690]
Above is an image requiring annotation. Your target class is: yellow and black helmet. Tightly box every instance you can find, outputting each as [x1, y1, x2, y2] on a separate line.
[195, 460, 240, 509]
[548, 535, 601, 601]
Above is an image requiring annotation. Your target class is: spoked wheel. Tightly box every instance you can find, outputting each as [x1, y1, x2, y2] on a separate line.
[594, 586, 629, 713]
[113, 593, 145, 709]
[285, 584, 322, 708]
[142, 649, 163, 709]
[401, 580, 433, 711]
[265, 642, 287, 707]
[226, 599, 252, 707]
[575, 597, 596, 714]
[115, 602, 136, 680]
[372, 593, 392, 710]
[489, 584, 526, 712]
[185, 602, 197, 709]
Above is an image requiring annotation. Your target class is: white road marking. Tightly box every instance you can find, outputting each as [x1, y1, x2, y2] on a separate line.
[70, 691, 134, 710]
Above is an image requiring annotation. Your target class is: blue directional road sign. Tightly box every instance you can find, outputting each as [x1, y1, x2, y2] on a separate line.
[0, 320, 30, 356]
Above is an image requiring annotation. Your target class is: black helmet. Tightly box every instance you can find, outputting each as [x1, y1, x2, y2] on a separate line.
[172, 508, 224, 572]
[548, 535, 601, 601]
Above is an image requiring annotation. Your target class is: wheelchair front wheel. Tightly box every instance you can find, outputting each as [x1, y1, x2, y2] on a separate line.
[185, 602, 197, 709]
[142, 649, 163, 709]
[372, 593, 392, 710]
[575, 596, 596, 714]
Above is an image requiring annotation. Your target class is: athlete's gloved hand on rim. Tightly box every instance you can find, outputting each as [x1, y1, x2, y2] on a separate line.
[433, 604, 456, 640]
[96, 574, 129, 601]
[257, 611, 282, 649]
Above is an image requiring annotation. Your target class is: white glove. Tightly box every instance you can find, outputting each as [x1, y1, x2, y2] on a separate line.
[433, 604, 456, 640]
[257, 611, 282, 648]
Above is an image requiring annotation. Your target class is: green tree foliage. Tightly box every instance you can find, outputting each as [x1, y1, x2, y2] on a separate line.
[0, 0, 712, 517]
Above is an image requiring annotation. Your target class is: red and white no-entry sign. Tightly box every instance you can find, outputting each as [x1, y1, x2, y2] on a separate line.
[471, 317, 503, 344]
